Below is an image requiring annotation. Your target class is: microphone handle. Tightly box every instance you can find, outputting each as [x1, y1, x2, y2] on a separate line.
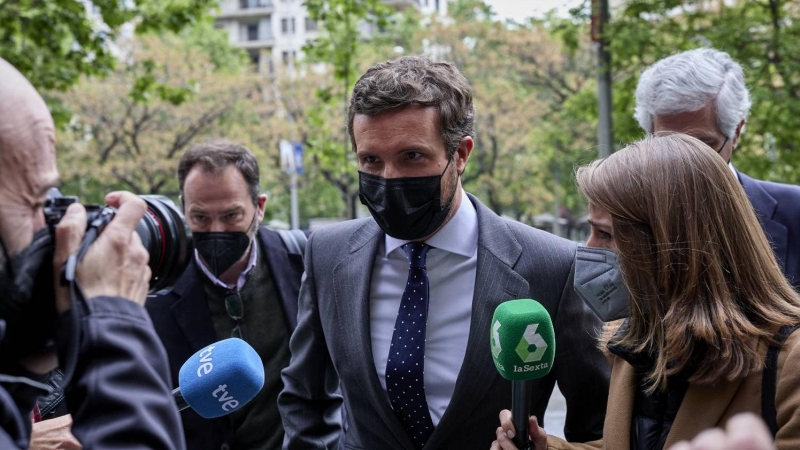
[172, 387, 190, 412]
[511, 380, 532, 450]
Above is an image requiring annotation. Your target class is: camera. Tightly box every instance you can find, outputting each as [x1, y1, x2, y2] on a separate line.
[1, 190, 192, 360]
[44, 190, 193, 293]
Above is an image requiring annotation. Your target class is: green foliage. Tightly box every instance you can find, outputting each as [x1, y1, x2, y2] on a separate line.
[299, 0, 396, 218]
[54, 29, 256, 201]
[0, 0, 217, 93]
[303, 0, 393, 82]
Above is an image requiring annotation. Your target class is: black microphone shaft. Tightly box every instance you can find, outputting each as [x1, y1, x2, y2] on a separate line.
[172, 387, 190, 412]
[512, 380, 532, 450]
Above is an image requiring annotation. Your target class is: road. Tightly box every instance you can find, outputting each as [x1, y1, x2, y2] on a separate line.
[544, 384, 567, 440]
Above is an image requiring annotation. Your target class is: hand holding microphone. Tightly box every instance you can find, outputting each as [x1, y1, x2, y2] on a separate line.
[489, 299, 555, 450]
[172, 338, 265, 418]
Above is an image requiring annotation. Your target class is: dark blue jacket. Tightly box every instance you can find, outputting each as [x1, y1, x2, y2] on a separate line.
[739, 172, 800, 289]
[0, 296, 186, 449]
[146, 226, 303, 450]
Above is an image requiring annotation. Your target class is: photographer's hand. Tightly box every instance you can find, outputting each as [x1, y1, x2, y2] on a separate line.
[53, 191, 150, 311]
[30, 415, 82, 450]
[53, 203, 87, 314]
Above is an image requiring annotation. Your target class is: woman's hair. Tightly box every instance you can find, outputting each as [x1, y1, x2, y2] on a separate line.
[577, 133, 800, 393]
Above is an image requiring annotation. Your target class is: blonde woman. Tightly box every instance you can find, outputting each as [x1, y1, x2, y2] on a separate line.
[492, 134, 800, 450]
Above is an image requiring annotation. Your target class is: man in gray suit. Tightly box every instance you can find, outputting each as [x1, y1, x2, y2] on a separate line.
[278, 56, 609, 450]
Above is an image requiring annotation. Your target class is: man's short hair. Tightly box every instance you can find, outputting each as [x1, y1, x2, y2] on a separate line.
[634, 48, 751, 139]
[177, 139, 260, 205]
[348, 55, 475, 159]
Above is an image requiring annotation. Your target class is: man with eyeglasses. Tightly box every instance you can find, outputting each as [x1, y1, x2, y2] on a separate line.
[634, 48, 800, 289]
[146, 140, 304, 450]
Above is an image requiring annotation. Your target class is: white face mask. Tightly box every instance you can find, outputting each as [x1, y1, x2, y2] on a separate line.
[573, 245, 630, 322]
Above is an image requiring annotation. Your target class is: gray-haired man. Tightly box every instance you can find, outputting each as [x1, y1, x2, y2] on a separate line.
[635, 48, 800, 288]
[278, 56, 609, 449]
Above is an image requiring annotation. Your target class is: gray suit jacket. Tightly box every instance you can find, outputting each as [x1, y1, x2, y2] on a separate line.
[279, 195, 609, 449]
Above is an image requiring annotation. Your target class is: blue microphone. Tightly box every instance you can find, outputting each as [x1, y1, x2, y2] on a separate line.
[172, 338, 265, 419]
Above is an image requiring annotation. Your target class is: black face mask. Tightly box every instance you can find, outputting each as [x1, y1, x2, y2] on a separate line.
[193, 214, 256, 278]
[0, 227, 59, 358]
[358, 161, 458, 241]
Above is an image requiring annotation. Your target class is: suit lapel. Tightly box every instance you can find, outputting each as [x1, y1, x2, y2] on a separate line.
[426, 195, 530, 448]
[333, 220, 415, 450]
[258, 227, 301, 330]
[170, 261, 217, 352]
[739, 172, 788, 272]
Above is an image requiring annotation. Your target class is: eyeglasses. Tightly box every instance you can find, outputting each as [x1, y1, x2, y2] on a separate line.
[225, 291, 246, 339]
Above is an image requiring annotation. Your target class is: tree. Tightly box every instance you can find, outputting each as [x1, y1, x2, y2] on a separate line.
[54, 26, 258, 202]
[0, 0, 217, 93]
[300, 0, 394, 219]
[417, 0, 598, 224]
[562, 0, 800, 184]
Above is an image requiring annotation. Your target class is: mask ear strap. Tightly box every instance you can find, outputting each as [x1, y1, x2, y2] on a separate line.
[440, 157, 460, 210]
[247, 209, 260, 237]
[441, 155, 453, 176]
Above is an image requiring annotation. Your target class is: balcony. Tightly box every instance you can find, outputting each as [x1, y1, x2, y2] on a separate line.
[236, 36, 275, 49]
[217, 0, 274, 19]
[382, 0, 420, 9]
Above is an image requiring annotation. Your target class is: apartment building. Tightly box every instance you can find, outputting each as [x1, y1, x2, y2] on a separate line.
[214, 0, 447, 73]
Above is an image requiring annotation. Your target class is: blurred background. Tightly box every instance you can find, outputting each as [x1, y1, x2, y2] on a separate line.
[3, 0, 798, 239]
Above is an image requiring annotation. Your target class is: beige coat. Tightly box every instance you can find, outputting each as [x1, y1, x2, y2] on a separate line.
[547, 331, 800, 449]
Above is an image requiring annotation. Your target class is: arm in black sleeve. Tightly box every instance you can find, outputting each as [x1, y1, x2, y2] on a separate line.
[57, 295, 186, 449]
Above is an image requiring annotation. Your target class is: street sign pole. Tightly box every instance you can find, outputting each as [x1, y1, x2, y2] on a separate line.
[592, 0, 613, 158]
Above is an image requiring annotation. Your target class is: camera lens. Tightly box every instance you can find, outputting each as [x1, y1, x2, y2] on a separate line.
[135, 196, 193, 293]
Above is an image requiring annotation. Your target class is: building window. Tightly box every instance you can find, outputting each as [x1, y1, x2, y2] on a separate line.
[249, 51, 260, 67]
[305, 18, 318, 32]
[281, 17, 296, 34]
[240, 0, 271, 8]
[282, 51, 290, 65]
[247, 23, 259, 41]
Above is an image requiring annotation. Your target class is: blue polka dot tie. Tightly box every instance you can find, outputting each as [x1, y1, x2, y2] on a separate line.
[386, 242, 435, 449]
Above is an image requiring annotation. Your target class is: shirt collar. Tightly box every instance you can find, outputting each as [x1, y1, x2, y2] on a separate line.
[194, 239, 258, 292]
[384, 188, 478, 258]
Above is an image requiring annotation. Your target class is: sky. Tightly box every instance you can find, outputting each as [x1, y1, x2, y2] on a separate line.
[483, 0, 584, 21]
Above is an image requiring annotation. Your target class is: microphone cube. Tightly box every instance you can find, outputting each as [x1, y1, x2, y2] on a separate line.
[490, 299, 556, 381]
[178, 338, 265, 418]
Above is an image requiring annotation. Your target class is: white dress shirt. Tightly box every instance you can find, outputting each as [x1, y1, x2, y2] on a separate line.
[194, 240, 258, 292]
[370, 189, 478, 425]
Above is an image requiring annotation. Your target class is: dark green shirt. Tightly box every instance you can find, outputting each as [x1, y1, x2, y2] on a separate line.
[203, 247, 291, 450]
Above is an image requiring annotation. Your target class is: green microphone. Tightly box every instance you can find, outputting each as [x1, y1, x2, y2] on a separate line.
[490, 299, 556, 449]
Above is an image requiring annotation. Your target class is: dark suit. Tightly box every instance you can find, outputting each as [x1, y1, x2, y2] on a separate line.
[279, 195, 610, 450]
[739, 172, 800, 289]
[146, 226, 304, 450]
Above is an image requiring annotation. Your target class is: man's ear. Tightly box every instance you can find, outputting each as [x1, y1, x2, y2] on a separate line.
[256, 194, 268, 222]
[732, 119, 746, 149]
[455, 136, 474, 176]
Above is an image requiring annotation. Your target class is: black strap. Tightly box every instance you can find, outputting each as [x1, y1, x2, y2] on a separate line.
[762, 323, 800, 437]
[276, 229, 307, 257]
